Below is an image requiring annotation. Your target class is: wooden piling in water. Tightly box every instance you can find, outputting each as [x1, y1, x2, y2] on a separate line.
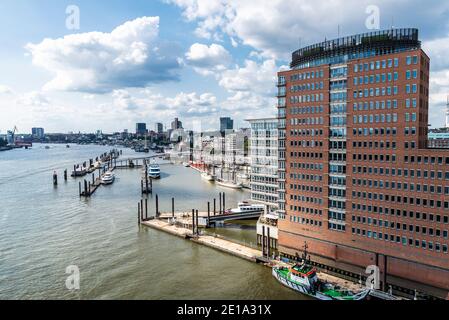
[213, 198, 216, 216]
[196, 210, 199, 236]
[145, 198, 148, 221]
[191, 209, 195, 234]
[79, 182, 81, 196]
[138, 203, 141, 225]
[84, 180, 88, 196]
[53, 171, 58, 186]
[64, 169, 68, 181]
[140, 199, 144, 222]
[223, 193, 226, 212]
[207, 202, 210, 228]
[219, 193, 222, 215]
[172, 198, 175, 218]
[138, 202, 142, 224]
[155, 195, 159, 218]
[262, 226, 266, 258]
[267, 227, 271, 258]
[145, 165, 149, 193]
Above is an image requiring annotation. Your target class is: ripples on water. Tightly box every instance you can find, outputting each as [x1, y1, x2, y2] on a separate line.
[0, 144, 303, 300]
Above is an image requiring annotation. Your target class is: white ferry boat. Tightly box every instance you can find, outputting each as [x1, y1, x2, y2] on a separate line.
[101, 171, 115, 185]
[148, 163, 161, 179]
[227, 202, 265, 214]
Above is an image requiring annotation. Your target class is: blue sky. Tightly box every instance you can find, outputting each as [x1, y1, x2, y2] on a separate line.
[1, 0, 449, 134]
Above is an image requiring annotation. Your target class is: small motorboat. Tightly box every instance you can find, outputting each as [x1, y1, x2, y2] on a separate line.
[71, 167, 87, 177]
[148, 163, 161, 179]
[183, 162, 190, 167]
[101, 171, 115, 185]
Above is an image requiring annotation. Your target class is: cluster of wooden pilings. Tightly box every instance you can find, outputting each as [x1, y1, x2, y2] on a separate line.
[78, 169, 106, 197]
[138, 195, 160, 223]
[137, 192, 228, 230]
[52, 149, 122, 198]
[260, 225, 273, 260]
[141, 160, 153, 195]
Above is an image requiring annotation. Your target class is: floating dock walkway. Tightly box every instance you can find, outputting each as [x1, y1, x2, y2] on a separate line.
[141, 219, 261, 262]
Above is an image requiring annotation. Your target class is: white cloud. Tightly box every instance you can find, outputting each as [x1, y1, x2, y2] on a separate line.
[16, 91, 50, 108]
[168, 0, 449, 60]
[169, 0, 449, 127]
[25, 16, 182, 93]
[218, 59, 278, 96]
[110, 89, 218, 119]
[0, 85, 13, 95]
[423, 36, 449, 72]
[185, 43, 231, 75]
[112, 89, 140, 111]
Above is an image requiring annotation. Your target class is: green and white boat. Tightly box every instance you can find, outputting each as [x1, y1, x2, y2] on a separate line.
[272, 246, 370, 300]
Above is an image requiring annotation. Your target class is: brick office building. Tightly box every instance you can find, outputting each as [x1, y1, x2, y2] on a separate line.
[277, 29, 449, 299]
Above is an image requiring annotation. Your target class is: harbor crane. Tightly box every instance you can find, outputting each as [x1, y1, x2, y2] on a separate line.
[6, 126, 19, 146]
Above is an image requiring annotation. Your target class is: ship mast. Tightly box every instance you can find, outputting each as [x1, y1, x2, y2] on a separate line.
[446, 95, 449, 129]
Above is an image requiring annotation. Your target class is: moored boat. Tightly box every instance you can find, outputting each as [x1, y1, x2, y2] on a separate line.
[272, 244, 370, 300]
[216, 179, 243, 190]
[183, 162, 190, 167]
[148, 163, 161, 179]
[71, 167, 87, 177]
[201, 172, 215, 182]
[226, 201, 265, 214]
[101, 171, 115, 185]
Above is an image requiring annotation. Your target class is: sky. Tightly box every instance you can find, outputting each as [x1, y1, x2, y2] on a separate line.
[1, 0, 449, 134]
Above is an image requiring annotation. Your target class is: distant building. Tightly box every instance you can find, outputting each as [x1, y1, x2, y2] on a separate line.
[220, 117, 234, 132]
[155, 123, 164, 134]
[247, 118, 278, 210]
[171, 118, 183, 130]
[31, 127, 45, 139]
[136, 123, 147, 135]
[428, 129, 449, 148]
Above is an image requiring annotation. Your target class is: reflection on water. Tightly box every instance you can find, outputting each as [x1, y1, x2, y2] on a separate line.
[0, 144, 303, 300]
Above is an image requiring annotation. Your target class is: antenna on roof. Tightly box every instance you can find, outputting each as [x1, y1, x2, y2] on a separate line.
[445, 94, 449, 129]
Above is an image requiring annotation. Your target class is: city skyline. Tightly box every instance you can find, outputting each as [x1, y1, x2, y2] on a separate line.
[1, 1, 449, 134]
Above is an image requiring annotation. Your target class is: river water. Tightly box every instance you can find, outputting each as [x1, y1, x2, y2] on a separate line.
[0, 144, 302, 300]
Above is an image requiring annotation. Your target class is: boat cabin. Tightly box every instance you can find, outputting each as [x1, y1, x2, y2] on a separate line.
[289, 264, 318, 288]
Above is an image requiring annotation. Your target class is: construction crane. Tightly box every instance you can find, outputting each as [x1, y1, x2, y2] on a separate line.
[6, 126, 18, 146]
